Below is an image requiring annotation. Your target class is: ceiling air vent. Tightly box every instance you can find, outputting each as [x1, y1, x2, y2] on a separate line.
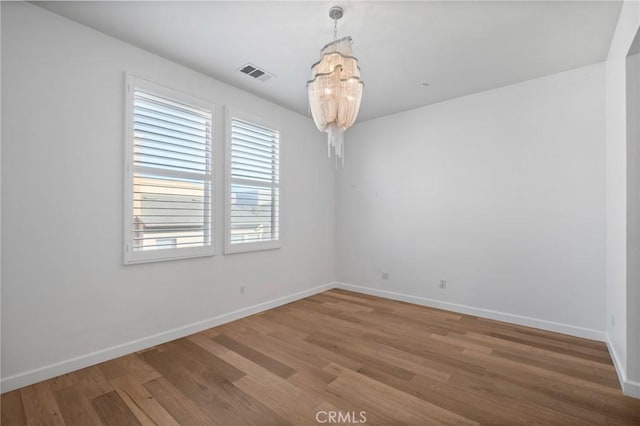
[239, 63, 275, 82]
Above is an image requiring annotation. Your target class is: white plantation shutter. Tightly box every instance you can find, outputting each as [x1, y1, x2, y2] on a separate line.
[226, 112, 280, 253]
[125, 75, 214, 264]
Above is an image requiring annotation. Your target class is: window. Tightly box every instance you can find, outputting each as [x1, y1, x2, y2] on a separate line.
[124, 75, 214, 264]
[226, 109, 280, 253]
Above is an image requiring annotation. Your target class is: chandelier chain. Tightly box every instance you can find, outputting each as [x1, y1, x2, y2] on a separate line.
[333, 18, 338, 41]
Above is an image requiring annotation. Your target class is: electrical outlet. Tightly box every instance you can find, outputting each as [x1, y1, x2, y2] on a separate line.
[240, 285, 245, 295]
[439, 280, 447, 289]
[382, 272, 389, 280]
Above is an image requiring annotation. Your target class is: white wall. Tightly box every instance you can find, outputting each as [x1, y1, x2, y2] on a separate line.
[627, 47, 640, 388]
[605, 0, 640, 397]
[336, 63, 606, 338]
[0, 2, 3, 389]
[1, 2, 335, 391]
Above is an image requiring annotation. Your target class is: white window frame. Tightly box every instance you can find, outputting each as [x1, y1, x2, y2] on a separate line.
[124, 73, 215, 264]
[225, 107, 281, 254]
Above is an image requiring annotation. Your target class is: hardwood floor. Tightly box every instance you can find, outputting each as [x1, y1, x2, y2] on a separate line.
[2, 289, 640, 425]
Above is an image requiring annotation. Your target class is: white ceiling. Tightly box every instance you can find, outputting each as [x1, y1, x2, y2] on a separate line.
[34, 1, 621, 122]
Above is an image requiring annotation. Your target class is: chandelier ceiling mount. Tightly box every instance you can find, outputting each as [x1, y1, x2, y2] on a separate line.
[328, 6, 344, 22]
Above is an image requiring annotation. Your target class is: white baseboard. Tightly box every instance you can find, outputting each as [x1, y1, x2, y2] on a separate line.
[606, 337, 640, 398]
[335, 282, 606, 342]
[606, 337, 627, 390]
[625, 379, 640, 398]
[0, 282, 335, 393]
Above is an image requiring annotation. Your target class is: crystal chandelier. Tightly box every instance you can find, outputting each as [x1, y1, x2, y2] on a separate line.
[307, 6, 364, 166]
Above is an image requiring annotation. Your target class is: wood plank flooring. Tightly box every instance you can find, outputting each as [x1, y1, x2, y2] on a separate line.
[2, 289, 640, 425]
